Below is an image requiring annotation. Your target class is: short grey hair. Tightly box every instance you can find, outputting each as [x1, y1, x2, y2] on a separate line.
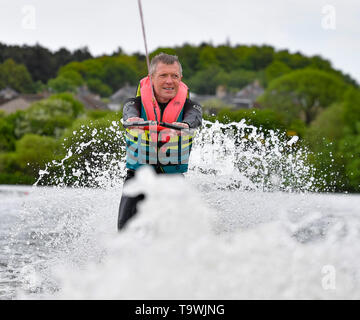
[149, 53, 183, 76]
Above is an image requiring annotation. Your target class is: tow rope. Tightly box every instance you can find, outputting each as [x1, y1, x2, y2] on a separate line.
[137, 0, 158, 122]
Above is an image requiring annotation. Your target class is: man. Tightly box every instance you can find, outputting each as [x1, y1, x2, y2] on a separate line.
[118, 53, 202, 230]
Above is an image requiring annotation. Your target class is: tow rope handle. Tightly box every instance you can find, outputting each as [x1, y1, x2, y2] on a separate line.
[122, 120, 192, 132]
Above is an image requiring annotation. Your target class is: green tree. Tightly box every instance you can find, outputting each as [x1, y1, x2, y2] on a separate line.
[0, 116, 16, 152]
[342, 88, 360, 134]
[216, 108, 287, 132]
[197, 46, 218, 70]
[188, 66, 229, 94]
[339, 129, 360, 191]
[226, 69, 258, 90]
[150, 47, 177, 60]
[59, 59, 105, 81]
[102, 59, 138, 91]
[50, 113, 124, 186]
[258, 69, 348, 125]
[213, 45, 238, 72]
[58, 69, 84, 86]
[0, 134, 60, 184]
[47, 76, 78, 93]
[305, 102, 345, 149]
[12, 93, 85, 139]
[304, 102, 347, 191]
[0, 58, 34, 92]
[47, 58, 85, 93]
[15, 134, 59, 174]
[265, 60, 292, 85]
[87, 78, 112, 97]
[337, 88, 360, 191]
[58, 55, 141, 94]
[274, 50, 309, 69]
[0, 152, 29, 184]
[304, 89, 360, 192]
[233, 45, 274, 71]
[174, 44, 200, 78]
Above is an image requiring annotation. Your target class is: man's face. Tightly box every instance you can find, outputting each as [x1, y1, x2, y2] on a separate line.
[151, 62, 182, 103]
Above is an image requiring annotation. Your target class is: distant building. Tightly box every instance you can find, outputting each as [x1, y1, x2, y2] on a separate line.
[0, 85, 109, 114]
[75, 86, 109, 110]
[0, 87, 19, 100]
[0, 92, 50, 114]
[109, 84, 137, 111]
[190, 80, 264, 112]
[232, 80, 264, 109]
[188, 92, 216, 104]
[216, 85, 227, 99]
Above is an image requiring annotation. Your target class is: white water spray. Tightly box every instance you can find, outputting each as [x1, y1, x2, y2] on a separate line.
[4, 120, 358, 300]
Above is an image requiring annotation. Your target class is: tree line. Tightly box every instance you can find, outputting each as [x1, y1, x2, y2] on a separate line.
[0, 42, 358, 96]
[0, 42, 93, 83]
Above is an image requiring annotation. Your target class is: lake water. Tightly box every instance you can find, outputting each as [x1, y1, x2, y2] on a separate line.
[1, 171, 360, 299]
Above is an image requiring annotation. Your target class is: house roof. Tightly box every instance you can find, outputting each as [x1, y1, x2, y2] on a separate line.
[0, 85, 110, 113]
[188, 92, 216, 104]
[234, 80, 264, 101]
[76, 94, 108, 110]
[110, 85, 137, 103]
[0, 97, 31, 113]
[75, 87, 108, 110]
[0, 93, 50, 114]
[0, 87, 19, 100]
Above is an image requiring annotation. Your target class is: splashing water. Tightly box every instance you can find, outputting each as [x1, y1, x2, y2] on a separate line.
[35, 119, 317, 192]
[1, 119, 360, 300]
[189, 120, 318, 193]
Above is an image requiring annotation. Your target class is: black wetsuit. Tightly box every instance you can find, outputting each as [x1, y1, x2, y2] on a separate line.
[117, 96, 202, 231]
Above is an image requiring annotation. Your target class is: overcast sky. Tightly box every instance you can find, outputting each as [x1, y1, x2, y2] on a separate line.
[0, 0, 359, 83]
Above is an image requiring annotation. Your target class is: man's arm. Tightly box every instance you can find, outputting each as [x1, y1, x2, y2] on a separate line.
[181, 99, 203, 129]
[122, 97, 142, 121]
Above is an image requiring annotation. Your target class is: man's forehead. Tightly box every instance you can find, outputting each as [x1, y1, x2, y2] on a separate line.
[155, 62, 180, 74]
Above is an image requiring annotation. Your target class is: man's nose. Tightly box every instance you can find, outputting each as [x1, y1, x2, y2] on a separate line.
[165, 75, 173, 82]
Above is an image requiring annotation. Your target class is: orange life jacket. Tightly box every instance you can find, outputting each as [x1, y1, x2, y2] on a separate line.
[139, 75, 188, 123]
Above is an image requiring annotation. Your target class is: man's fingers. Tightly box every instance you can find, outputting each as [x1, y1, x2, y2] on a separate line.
[178, 122, 189, 128]
[127, 117, 144, 122]
[172, 122, 189, 129]
[125, 117, 145, 129]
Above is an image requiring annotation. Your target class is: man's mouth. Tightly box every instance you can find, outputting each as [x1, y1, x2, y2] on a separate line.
[163, 87, 174, 91]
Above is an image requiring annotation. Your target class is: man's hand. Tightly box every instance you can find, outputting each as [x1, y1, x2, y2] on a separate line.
[170, 122, 190, 136]
[125, 117, 145, 130]
[126, 117, 144, 123]
[159, 122, 189, 141]
[172, 122, 189, 129]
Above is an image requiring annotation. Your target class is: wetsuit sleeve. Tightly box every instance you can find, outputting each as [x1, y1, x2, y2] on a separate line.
[122, 97, 142, 121]
[182, 99, 202, 129]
